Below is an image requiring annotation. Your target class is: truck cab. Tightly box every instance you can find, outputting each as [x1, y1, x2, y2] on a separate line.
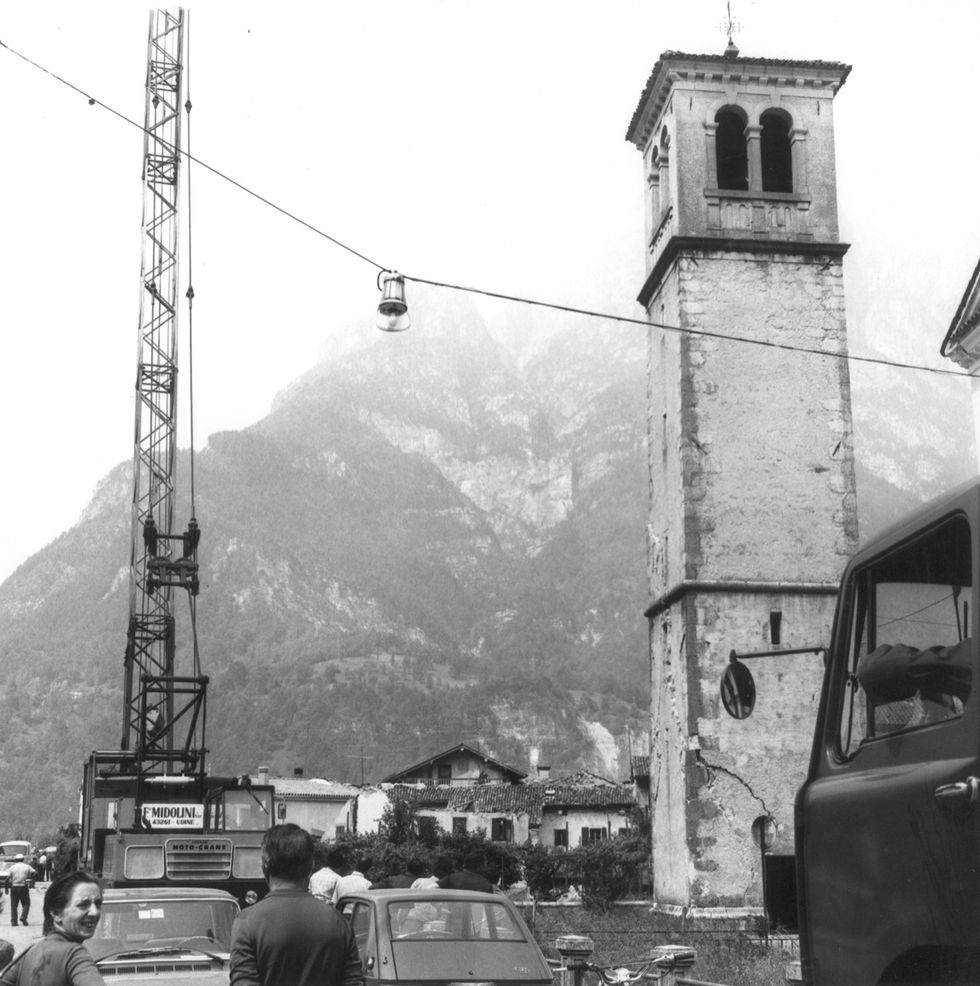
[798, 480, 980, 985]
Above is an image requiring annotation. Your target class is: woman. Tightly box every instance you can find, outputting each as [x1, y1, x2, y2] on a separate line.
[0, 871, 104, 985]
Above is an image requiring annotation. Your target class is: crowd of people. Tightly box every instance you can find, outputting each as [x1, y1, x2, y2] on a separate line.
[0, 824, 508, 986]
[307, 844, 501, 903]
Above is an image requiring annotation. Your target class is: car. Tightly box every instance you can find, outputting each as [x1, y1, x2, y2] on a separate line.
[336, 888, 555, 986]
[84, 886, 239, 983]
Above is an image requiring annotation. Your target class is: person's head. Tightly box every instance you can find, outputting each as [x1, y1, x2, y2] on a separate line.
[261, 824, 314, 885]
[312, 842, 329, 870]
[485, 859, 502, 886]
[43, 871, 103, 940]
[356, 857, 373, 877]
[463, 851, 484, 874]
[325, 848, 346, 872]
[433, 855, 454, 879]
[387, 856, 406, 875]
[406, 857, 427, 878]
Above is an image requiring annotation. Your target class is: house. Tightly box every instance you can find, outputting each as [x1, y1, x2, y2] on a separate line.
[256, 766, 361, 839]
[380, 744, 638, 846]
[380, 742, 527, 786]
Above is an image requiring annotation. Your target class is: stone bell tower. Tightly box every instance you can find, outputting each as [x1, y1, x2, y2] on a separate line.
[625, 48, 858, 910]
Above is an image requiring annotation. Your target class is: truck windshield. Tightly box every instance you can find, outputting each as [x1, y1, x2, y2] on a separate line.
[207, 789, 272, 831]
[838, 514, 973, 757]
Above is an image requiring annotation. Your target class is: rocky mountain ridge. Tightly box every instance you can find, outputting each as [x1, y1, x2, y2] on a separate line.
[0, 285, 974, 838]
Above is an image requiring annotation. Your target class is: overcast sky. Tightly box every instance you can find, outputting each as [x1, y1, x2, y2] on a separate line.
[1, 0, 978, 582]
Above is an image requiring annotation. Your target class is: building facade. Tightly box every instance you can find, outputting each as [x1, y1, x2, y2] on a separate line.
[625, 47, 858, 909]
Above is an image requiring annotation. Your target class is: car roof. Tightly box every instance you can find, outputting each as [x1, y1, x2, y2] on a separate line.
[340, 889, 510, 903]
[101, 886, 239, 903]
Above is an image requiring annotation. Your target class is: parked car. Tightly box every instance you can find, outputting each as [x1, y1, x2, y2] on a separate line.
[84, 886, 239, 984]
[336, 889, 554, 986]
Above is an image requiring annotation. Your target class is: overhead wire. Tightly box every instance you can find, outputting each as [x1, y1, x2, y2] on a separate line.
[1, 35, 976, 384]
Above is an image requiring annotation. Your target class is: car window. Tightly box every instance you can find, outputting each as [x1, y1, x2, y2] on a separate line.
[93, 899, 239, 949]
[388, 900, 525, 941]
[348, 902, 372, 957]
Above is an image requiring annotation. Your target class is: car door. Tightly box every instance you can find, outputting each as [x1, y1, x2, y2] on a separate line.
[799, 494, 980, 986]
[340, 898, 378, 986]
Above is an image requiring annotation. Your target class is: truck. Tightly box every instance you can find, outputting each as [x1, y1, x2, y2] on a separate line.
[728, 479, 980, 985]
[80, 753, 273, 905]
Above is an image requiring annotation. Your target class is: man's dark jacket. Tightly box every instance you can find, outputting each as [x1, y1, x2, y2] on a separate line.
[230, 887, 364, 986]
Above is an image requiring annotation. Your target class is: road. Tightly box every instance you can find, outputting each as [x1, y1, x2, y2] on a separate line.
[0, 883, 48, 960]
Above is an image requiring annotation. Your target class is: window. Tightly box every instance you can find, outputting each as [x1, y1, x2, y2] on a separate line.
[208, 789, 274, 830]
[387, 899, 526, 941]
[715, 108, 748, 191]
[94, 897, 239, 950]
[348, 902, 372, 959]
[760, 110, 793, 193]
[491, 817, 513, 842]
[837, 515, 973, 758]
[553, 828, 568, 848]
[580, 827, 606, 845]
[437, 764, 452, 782]
[452, 816, 468, 835]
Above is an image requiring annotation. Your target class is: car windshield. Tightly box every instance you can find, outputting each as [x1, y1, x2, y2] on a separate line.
[92, 898, 239, 951]
[388, 899, 526, 941]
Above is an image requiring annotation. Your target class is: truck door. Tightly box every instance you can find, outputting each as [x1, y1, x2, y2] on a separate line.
[799, 493, 980, 986]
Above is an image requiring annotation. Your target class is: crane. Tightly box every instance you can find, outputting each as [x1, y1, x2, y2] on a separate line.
[80, 9, 273, 903]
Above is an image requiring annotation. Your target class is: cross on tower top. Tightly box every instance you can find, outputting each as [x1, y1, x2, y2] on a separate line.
[720, 1, 741, 57]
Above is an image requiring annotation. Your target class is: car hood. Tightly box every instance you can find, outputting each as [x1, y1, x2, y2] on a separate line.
[93, 946, 229, 983]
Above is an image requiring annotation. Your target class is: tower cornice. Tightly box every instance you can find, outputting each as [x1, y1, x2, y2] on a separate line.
[625, 51, 851, 150]
[637, 236, 849, 309]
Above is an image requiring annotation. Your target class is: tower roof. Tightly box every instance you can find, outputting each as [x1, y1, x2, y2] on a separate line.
[625, 50, 851, 149]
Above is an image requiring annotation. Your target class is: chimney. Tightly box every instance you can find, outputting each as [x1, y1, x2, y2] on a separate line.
[537, 764, 551, 782]
[294, 767, 304, 778]
[258, 766, 269, 786]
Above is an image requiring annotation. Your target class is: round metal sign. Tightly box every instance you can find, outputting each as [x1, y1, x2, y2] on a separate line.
[721, 660, 756, 719]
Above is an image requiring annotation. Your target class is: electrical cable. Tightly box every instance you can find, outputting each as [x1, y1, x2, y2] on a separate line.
[0, 36, 386, 273]
[1, 35, 976, 383]
[405, 274, 976, 380]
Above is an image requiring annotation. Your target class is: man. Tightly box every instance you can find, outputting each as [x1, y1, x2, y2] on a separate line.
[230, 824, 364, 986]
[374, 857, 413, 889]
[437, 852, 493, 893]
[309, 846, 344, 903]
[331, 856, 372, 905]
[6, 855, 36, 927]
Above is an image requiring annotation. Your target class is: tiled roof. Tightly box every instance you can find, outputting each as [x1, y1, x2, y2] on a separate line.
[271, 777, 359, 801]
[385, 784, 454, 808]
[630, 755, 650, 779]
[625, 49, 851, 146]
[384, 780, 636, 826]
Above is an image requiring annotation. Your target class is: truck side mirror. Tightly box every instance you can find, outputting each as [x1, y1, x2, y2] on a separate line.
[721, 658, 756, 719]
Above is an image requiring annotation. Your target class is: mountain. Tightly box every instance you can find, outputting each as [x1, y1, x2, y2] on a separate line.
[0, 288, 650, 837]
[0, 283, 974, 839]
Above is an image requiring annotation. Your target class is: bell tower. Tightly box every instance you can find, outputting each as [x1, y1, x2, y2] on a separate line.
[626, 49, 857, 909]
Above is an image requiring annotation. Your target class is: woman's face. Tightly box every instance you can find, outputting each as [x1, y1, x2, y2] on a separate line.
[52, 882, 103, 942]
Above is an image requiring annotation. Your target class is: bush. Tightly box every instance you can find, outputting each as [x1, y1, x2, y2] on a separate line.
[568, 836, 649, 912]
